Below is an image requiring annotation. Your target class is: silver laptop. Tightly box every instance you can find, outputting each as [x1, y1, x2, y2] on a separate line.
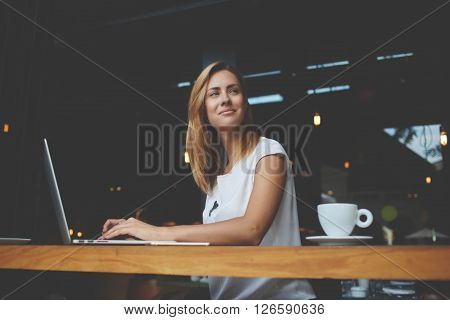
[43, 138, 209, 246]
[0, 238, 31, 244]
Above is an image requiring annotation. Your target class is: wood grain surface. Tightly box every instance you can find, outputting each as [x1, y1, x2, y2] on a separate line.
[0, 245, 449, 280]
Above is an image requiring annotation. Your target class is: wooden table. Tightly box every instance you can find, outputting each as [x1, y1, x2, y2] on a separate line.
[1, 245, 449, 280]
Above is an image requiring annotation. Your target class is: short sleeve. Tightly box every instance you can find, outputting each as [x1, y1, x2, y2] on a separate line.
[250, 137, 290, 180]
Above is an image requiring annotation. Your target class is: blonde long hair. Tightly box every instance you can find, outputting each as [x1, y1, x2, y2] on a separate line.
[186, 61, 260, 194]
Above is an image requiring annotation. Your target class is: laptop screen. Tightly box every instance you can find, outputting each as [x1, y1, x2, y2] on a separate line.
[43, 139, 72, 244]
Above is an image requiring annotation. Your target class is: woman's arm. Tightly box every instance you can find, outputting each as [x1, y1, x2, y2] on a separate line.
[101, 154, 287, 245]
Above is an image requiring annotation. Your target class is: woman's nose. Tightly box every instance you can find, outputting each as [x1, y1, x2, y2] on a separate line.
[220, 92, 231, 105]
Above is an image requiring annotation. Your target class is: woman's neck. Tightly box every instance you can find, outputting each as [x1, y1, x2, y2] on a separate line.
[219, 129, 242, 167]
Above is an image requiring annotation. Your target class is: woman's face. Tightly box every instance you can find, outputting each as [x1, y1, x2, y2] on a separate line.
[205, 70, 247, 131]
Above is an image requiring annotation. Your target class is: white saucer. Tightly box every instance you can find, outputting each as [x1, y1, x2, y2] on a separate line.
[0, 238, 32, 244]
[305, 236, 373, 246]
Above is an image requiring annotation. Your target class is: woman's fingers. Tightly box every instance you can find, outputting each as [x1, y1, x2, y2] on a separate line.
[102, 221, 132, 239]
[102, 219, 125, 233]
[103, 227, 131, 240]
[102, 217, 137, 235]
[100, 218, 152, 240]
[102, 219, 114, 233]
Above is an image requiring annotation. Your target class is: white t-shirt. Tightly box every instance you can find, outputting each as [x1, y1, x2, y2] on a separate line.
[202, 137, 316, 300]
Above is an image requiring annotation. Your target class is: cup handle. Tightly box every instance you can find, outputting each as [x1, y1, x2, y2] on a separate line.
[356, 209, 373, 228]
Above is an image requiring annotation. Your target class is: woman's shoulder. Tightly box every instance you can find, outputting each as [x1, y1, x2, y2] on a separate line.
[242, 137, 288, 168]
[255, 136, 287, 156]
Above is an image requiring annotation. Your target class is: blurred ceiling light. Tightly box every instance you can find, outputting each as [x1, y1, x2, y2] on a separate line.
[177, 81, 191, 88]
[344, 161, 350, 169]
[109, 187, 114, 192]
[306, 60, 349, 70]
[248, 94, 283, 105]
[307, 85, 350, 95]
[440, 127, 447, 147]
[243, 70, 281, 79]
[376, 52, 413, 61]
[77, 231, 82, 238]
[116, 186, 122, 192]
[425, 176, 432, 184]
[3, 123, 9, 133]
[309, 87, 329, 94]
[313, 112, 321, 126]
[184, 151, 190, 163]
[69, 228, 74, 236]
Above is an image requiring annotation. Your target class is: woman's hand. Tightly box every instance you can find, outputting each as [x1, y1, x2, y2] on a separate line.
[99, 217, 168, 240]
[101, 218, 126, 235]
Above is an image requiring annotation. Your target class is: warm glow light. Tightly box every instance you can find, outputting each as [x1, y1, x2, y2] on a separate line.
[327, 190, 334, 196]
[441, 130, 448, 146]
[344, 161, 350, 169]
[3, 123, 9, 133]
[69, 228, 74, 236]
[184, 151, 190, 163]
[116, 186, 122, 192]
[313, 112, 321, 126]
[425, 176, 432, 184]
[77, 231, 82, 238]
[109, 187, 114, 192]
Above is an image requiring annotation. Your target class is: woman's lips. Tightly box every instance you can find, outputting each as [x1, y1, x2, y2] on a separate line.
[220, 110, 235, 116]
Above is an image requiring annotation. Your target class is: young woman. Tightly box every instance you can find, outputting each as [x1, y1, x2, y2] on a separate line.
[100, 61, 315, 299]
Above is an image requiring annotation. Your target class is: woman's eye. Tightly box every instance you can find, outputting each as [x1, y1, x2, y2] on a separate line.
[209, 91, 219, 96]
[229, 88, 239, 94]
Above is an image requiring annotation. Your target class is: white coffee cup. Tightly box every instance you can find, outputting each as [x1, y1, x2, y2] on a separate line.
[317, 203, 373, 237]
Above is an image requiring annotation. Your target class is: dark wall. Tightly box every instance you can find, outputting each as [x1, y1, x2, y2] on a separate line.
[0, 0, 54, 238]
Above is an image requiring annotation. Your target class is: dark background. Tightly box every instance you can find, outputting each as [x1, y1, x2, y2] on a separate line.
[1, 0, 449, 239]
[1, 0, 449, 241]
[0, 0, 449, 298]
